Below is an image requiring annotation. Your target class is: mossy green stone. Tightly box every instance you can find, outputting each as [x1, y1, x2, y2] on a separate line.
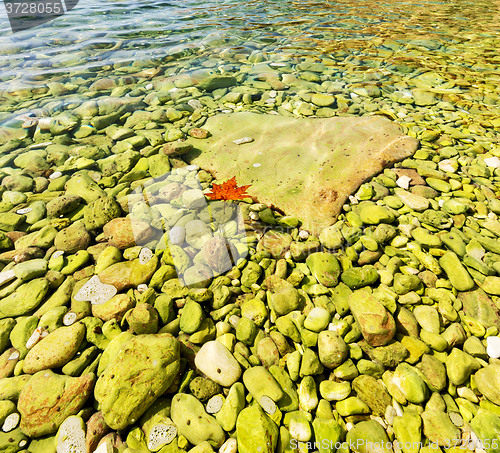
[346, 420, 392, 453]
[421, 410, 460, 447]
[475, 364, 500, 406]
[171, 393, 225, 448]
[236, 405, 279, 453]
[471, 409, 500, 453]
[95, 334, 180, 430]
[341, 265, 379, 289]
[306, 252, 341, 288]
[352, 375, 391, 416]
[357, 201, 395, 225]
[393, 412, 422, 453]
[0, 278, 50, 319]
[446, 348, 480, 386]
[215, 382, 245, 432]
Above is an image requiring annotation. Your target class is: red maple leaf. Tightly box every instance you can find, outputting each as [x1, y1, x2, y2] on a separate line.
[206, 176, 251, 201]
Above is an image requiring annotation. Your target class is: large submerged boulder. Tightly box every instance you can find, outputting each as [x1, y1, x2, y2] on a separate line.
[94, 333, 180, 430]
[185, 112, 418, 234]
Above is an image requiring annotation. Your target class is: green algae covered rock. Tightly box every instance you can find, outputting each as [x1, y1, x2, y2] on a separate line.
[95, 333, 180, 430]
[171, 393, 225, 448]
[23, 322, 86, 374]
[18, 370, 95, 437]
[185, 112, 417, 234]
[341, 265, 379, 290]
[306, 252, 341, 287]
[54, 222, 91, 253]
[0, 278, 50, 319]
[236, 404, 279, 453]
[352, 375, 391, 416]
[266, 276, 300, 316]
[393, 412, 422, 453]
[348, 288, 396, 346]
[0, 427, 29, 453]
[471, 409, 500, 453]
[65, 173, 107, 203]
[346, 420, 392, 453]
[215, 382, 245, 432]
[84, 196, 122, 230]
[475, 363, 500, 406]
[421, 410, 460, 447]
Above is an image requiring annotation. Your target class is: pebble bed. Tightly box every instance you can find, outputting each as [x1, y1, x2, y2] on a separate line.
[1, 1, 500, 453]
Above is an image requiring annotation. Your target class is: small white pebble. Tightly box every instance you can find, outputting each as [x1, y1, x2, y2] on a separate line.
[488, 212, 498, 220]
[392, 400, 404, 417]
[438, 199, 445, 207]
[145, 83, 153, 90]
[438, 159, 456, 173]
[231, 279, 240, 287]
[169, 226, 186, 245]
[0, 270, 15, 286]
[249, 212, 259, 221]
[94, 443, 112, 453]
[345, 422, 354, 431]
[284, 251, 291, 260]
[188, 99, 203, 110]
[26, 327, 44, 349]
[298, 230, 309, 240]
[16, 207, 32, 214]
[253, 163, 261, 167]
[487, 336, 500, 359]
[139, 247, 154, 264]
[29, 141, 52, 149]
[8, 351, 19, 361]
[2, 413, 20, 432]
[63, 312, 77, 326]
[233, 137, 254, 145]
[185, 164, 199, 171]
[219, 437, 237, 453]
[49, 171, 63, 180]
[137, 284, 148, 293]
[348, 195, 358, 204]
[396, 175, 412, 189]
[484, 156, 500, 168]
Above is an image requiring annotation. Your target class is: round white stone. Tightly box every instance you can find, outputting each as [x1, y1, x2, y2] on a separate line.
[194, 341, 242, 387]
[298, 230, 309, 240]
[169, 226, 186, 245]
[487, 336, 500, 359]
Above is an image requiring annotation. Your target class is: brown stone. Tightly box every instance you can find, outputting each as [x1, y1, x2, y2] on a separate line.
[394, 168, 426, 185]
[103, 217, 155, 249]
[18, 370, 95, 437]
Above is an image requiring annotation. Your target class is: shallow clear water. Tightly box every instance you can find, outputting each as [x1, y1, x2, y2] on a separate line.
[1, 0, 500, 101]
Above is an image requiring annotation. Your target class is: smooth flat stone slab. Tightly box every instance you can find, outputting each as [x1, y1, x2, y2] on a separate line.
[185, 112, 418, 234]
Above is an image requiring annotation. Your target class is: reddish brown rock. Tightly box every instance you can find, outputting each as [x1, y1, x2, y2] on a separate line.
[86, 411, 111, 453]
[18, 370, 95, 437]
[103, 217, 155, 249]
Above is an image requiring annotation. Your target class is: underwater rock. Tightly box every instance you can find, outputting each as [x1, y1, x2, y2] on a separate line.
[184, 112, 418, 234]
